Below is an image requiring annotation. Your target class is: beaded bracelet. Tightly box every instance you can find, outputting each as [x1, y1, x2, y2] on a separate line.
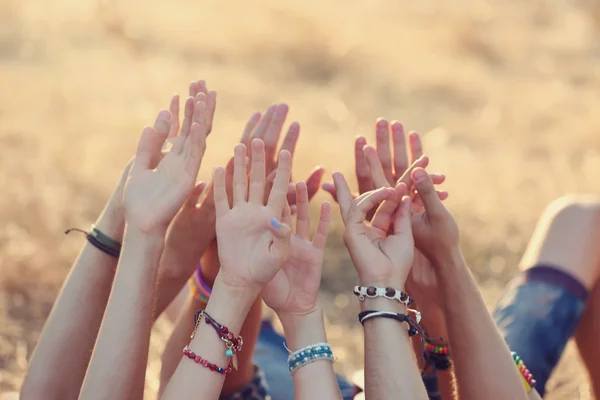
[189, 265, 211, 304]
[183, 345, 233, 375]
[287, 343, 334, 375]
[512, 352, 537, 392]
[353, 285, 413, 306]
[423, 340, 452, 372]
[194, 310, 242, 369]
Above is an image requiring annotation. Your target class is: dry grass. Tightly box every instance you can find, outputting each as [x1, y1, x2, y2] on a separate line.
[1, 0, 600, 398]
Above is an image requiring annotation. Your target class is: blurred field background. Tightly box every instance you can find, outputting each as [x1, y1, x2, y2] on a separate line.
[2, 0, 600, 398]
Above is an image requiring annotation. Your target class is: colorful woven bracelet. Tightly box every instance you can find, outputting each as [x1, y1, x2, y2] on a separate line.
[287, 343, 334, 375]
[423, 340, 452, 372]
[512, 352, 536, 392]
[424, 340, 449, 355]
[353, 285, 413, 306]
[188, 264, 212, 304]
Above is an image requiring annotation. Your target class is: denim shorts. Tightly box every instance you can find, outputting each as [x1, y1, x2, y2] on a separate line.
[253, 320, 358, 400]
[492, 265, 587, 397]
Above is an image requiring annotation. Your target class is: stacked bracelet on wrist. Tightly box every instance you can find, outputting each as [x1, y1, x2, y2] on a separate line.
[182, 310, 243, 374]
[512, 352, 536, 392]
[65, 225, 122, 258]
[287, 342, 334, 375]
[189, 264, 212, 304]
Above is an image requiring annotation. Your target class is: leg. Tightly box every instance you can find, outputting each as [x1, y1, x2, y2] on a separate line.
[494, 196, 600, 396]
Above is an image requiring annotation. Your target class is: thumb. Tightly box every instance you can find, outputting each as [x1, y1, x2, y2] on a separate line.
[132, 110, 171, 174]
[321, 182, 338, 203]
[393, 195, 413, 235]
[412, 168, 445, 219]
[268, 216, 292, 263]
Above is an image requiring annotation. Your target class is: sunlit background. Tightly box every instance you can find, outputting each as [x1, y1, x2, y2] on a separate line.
[2, 0, 600, 398]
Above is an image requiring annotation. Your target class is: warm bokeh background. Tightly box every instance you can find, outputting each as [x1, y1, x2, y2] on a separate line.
[2, 0, 600, 398]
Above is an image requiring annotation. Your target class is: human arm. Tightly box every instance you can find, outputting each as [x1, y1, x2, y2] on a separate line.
[261, 182, 341, 399]
[160, 139, 293, 399]
[411, 168, 529, 400]
[79, 98, 209, 399]
[333, 172, 428, 400]
[20, 168, 129, 400]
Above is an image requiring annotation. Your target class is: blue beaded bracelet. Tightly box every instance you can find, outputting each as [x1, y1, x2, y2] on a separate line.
[287, 342, 334, 375]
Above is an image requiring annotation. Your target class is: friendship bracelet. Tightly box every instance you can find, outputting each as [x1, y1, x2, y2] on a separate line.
[287, 343, 334, 375]
[65, 227, 121, 258]
[512, 352, 537, 392]
[189, 265, 211, 304]
[192, 310, 243, 370]
[183, 345, 233, 375]
[353, 285, 413, 306]
[423, 340, 452, 372]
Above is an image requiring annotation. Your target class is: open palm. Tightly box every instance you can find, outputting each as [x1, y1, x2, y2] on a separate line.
[215, 139, 292, 291]
[262, 182, 331, 315]
[124, 106, 208, 235]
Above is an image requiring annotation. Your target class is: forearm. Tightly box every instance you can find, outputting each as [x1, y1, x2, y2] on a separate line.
[79, 228, 164, 400]
[413, 304, 457, 400]
[362, 297, 428, 399]
[438, 251, 527, 400]
[154, 223, 216, 319]
[22, 202, 123, 400]
[279, 308, 342, 400]
[158, 294, 262, 396]
[161, 278, 257, 400]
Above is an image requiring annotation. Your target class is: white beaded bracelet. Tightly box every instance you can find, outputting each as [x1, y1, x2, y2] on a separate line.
[286, 342, 334, 375]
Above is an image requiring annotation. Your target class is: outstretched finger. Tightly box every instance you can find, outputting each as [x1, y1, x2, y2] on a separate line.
[322, 182, 338, 203]
[241, 112, 261, 146]
[408, 132, 423, 164]
[279, 122, 300, 157]
[184, 122, 208, 176]
[375, 118, 394, 185]
[332, 172, 353, 221]
[205, 90, 217, 135]
[295, 182, 310, 239]
[391, 121, 408, 180]
[184, 181, 207, 208]
[268, 216, 292, 265]
[248, 139, 266, 204]
[355, 136, 374, 194]
[179, 97, 195, 138]
[252, 105, 277, 140]
[312, 201, 331, 249]
[364, 145, 389, 189]
[132, 110, 171, 174]
[213, 167, 230, 218]
[393, 195, 413, 236]
[396, 155, 429, 189]
[168, 95, 180, 138]
[412, 168, 445, 218]
[232, 144, 248, 205]
[267, 150, 292, 215]
[264, 104, 289, 168]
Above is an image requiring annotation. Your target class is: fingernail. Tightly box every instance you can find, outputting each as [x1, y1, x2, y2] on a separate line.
[413, 169, 427, 183]
[271, 217, 281, 230]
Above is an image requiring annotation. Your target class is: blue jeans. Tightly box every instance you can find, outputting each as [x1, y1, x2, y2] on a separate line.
[254, 320, 357, 400]
[493, 266, 587, 397]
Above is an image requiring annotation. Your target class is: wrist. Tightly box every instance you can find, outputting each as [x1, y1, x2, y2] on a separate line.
[122, 225, 165, 258]
[95, 201, 126, 243]
[279, 307, 328, 351]
[201, 276, 259, 335]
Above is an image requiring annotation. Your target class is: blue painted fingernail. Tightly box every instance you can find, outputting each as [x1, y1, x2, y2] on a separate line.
[271, 217, 281, 229]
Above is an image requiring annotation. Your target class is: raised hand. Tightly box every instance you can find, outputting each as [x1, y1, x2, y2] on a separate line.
[214, 139, 293, 291]
[261, 182, 331, 316]
[123, 102, 208, 236]
[410, 168, 460, 267]
[333, 172, 414, 288]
